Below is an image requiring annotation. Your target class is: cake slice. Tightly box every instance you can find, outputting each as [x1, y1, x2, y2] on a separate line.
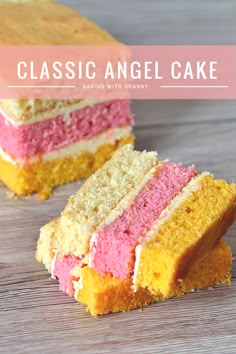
[134, 172, 236, 297]
[36, 145, 236, 315]
[0, 0, 133, 199]
[54, 145, 159, 256]
[36, 218, 232, 316]
[77, 240, 232, 316]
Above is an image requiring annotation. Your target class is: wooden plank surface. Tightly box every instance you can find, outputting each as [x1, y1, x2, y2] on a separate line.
[1, 1, 236, 353]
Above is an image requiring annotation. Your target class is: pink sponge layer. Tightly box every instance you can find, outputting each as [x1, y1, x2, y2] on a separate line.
[90, 162, 197, 279]
[0, 99, 132, 159]
[53, 254, 81, 296]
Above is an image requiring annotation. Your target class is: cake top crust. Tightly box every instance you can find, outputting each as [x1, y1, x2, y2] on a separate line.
[0, 0, 118, 45]
[0, 0, 119, 123]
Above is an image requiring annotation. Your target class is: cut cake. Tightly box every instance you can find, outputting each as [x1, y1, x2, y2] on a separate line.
[36, 145, 236, 315]
[0, 0, 133, 199]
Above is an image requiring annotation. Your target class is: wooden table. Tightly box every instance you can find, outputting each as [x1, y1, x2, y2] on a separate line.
[1, 1, 236, 353]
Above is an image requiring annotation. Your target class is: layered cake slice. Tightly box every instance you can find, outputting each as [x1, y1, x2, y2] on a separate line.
[133, 173, 236, 297]
[37, 219, 232, 316]
[77, 240, 232, 316]
[0, 0, 133, 198]
[36, 145, 236, 316]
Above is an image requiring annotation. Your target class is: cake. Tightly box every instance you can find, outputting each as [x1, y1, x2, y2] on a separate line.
[0, 0, 133, 199]
[36, 145, 236, 316]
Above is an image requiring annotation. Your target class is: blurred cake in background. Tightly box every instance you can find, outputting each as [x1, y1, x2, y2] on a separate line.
[0, 0, 134, 199]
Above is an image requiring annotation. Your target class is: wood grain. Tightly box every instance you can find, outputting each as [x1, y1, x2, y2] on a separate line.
[1, 1, 236, 353]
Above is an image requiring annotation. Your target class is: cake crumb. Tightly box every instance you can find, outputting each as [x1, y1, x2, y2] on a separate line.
[37, 187, 54, 201]
[6, 190, 19, 200]
[23, 194, 32, 200]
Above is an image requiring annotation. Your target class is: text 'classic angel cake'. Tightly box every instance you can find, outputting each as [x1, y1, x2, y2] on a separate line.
[36, 145, 236, 316]
[0, 0, 134, 199]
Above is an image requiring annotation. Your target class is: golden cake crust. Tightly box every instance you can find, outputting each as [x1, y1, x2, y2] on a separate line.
[0, 0, 119, 45]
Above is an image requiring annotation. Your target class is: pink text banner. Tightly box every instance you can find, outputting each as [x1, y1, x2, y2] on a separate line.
[0, 45, 235, 99]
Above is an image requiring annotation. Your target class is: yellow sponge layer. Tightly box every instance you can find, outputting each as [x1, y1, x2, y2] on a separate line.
[77, 268, 154, 317]
[135, 174, 236, 297]
[77, 240, 232, 316]
[0, 135, 134, 199]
